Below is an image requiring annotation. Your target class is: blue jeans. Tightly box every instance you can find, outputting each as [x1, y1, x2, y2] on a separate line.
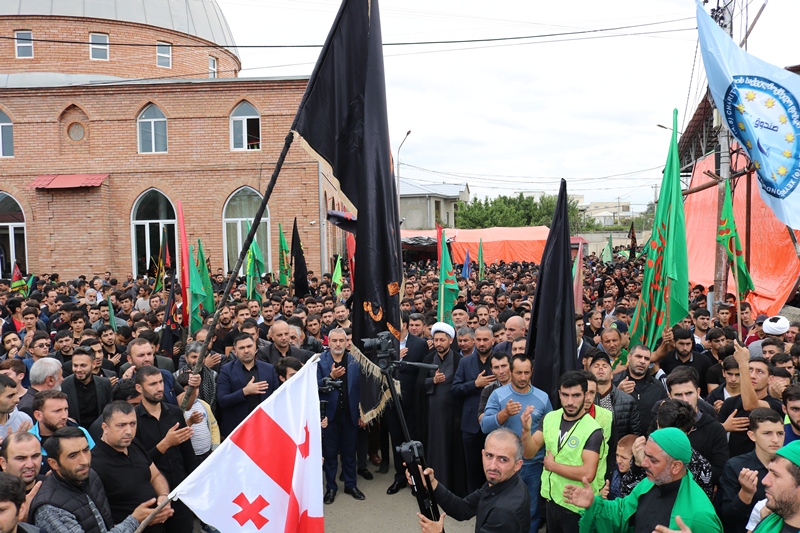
[519, 460, 543, 533]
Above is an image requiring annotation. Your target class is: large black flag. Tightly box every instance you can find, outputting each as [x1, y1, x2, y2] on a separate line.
[628, 221, 637, 261]
[528, 179, 577, 400]
[291, 0, 402, 422]
[291, 217, 310, 298]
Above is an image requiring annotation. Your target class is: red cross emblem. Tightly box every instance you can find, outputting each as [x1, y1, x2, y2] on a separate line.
[232, 493, 269, 529]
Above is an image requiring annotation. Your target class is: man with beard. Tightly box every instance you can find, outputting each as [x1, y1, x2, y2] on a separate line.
[319, 329, 364, 504]
[452, 326, 496, 493]
[564, 427, 722, 533]
[210, 304, 234, 354]
[0, 374, 31, 435]
[60, 350, 112, 428]
[659, 328, 714, 393]
[133, 366, 197, 533]
[451, 303, 469, 330]
[91, 402, 173, 532]
[590, 352, 641, 438]
[613, 344, 667, 432]
[743, 439, 800, 533]
[520, 371, 602, 533]
[31, 427, 158, 533]
[478, 351, 512, 422]
[416, 322, 464, 497]
[482, 354, 551, 533]
[30, 391, 94, 475]
[98, 325, 126, 367]
[257, 301, 276, 340]
[717, 408, 784, 533]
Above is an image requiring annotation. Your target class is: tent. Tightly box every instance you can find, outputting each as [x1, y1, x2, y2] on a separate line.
[684, 152, 800, 316]
[400, 227, 588, 265]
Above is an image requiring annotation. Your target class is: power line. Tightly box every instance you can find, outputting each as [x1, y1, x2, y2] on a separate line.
[399, 162, 664, 183]
[0, 16, 692, 50]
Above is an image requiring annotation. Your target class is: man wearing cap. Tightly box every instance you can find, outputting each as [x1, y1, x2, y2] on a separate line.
[749, 316, 790, 359]
[745, 314, 769, 346]
[451, 304, 470, 330]
[590, 351, 641, 438]
[416, 322, 464, 495]
[563, 427, 722, 533]
[751, 440, 800, 533]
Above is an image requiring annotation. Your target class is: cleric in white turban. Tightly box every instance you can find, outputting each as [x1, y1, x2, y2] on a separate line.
[431, 322, 456, 339]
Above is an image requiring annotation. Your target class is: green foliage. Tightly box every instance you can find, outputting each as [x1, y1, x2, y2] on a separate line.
[455, 193, 601, 232]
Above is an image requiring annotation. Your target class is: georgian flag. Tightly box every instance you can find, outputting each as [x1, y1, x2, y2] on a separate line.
[169, 358, 324, 532]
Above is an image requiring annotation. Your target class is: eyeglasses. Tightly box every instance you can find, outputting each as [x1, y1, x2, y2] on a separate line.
[33, 343, 49, 349]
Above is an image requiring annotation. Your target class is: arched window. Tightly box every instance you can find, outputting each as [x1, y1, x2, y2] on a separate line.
[230, 102, 260, 151]
[138, 104, 167, 153]
[223, 187, 270, 274]
[0, 192, 26, 277]
[131, 189, 176, 276]
[0, 111, 13, 157]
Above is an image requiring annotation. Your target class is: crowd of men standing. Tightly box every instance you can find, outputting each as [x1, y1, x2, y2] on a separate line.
[1, 251, 800, 532]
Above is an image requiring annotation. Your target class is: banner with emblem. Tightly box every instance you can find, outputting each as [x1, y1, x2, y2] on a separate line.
[697, 2, 800, 229]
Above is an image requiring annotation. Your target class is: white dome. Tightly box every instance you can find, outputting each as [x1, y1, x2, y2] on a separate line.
[1, 0, 238, 56]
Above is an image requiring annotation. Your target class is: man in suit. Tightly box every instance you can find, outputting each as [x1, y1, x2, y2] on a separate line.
[384, 311, 428, 493]
[120, 338, 184, 405]
[61, 349, 112, 428]
[216, 332, 279, 439]
[319, 328, 364, 504]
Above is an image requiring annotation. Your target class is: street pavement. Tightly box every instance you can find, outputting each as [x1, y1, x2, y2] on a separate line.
[322, 463, 476, 533]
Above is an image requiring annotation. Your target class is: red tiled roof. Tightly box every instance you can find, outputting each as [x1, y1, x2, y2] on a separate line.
[28, 174, 109, 189]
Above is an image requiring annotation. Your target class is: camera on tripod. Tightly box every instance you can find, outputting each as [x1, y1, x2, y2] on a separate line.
[318, 376, 343, 394]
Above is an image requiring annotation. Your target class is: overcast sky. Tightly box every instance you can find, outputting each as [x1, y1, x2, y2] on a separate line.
[217, 0, 799, 213]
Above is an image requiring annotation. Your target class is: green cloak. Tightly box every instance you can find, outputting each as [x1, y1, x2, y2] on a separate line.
[578, 470, 722, 533]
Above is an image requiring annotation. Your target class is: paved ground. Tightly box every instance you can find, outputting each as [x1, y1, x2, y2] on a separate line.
[322, 463, 476, 533]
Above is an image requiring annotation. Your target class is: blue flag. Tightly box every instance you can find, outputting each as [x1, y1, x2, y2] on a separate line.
[697, 2, 800, 229]
[461, 249, 471, 279]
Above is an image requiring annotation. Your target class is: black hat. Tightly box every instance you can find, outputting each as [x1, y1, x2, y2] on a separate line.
[452, 302, 469, 313]
[590, 352, 612, 366]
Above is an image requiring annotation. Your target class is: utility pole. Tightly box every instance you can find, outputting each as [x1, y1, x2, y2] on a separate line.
[712, 3, 733, 308]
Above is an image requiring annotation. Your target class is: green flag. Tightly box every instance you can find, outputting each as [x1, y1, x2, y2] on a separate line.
[438, 230, 458, 325]
[107, 296, 117, 332]
[278, 223, 290, 287]
[331, 256, 343, 296]
[630, 109, 689, 349]
[478, 238, 485, 281]
[188, 245, 206, 334]
[602, 233, 613, 263]
[196, 239, 215, 315]
[246, 222, 265, 301]
[717, 179, 755, 298]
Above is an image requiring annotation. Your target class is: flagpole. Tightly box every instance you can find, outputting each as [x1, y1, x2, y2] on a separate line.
[732, 261, 744, 341]
[180, 133, 294, 411]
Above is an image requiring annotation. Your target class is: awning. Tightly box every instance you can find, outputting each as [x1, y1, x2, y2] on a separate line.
[28, 174, 109, 189]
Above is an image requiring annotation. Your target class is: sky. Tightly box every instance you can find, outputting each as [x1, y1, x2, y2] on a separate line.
[216, 0, 800, 214]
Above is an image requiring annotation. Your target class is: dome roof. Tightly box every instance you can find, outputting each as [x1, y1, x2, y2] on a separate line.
[1, 0, 238, 56]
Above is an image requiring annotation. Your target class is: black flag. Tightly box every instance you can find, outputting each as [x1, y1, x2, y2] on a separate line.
[291, 0, 402, 421]
[291, 217, 310, 298]
[528, 179, 577, 401]
[628, 221, 637, 261]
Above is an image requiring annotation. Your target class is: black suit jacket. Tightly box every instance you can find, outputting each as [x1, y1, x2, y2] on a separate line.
[61, 374, 113, 426]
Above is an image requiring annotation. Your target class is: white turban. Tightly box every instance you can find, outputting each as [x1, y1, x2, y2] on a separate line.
[431, 322, 456, 339]
[763, 316, 790, 335]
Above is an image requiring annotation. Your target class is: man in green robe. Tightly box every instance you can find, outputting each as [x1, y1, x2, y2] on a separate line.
[751, 440, 800, 533]
[562, 427, 722, 533]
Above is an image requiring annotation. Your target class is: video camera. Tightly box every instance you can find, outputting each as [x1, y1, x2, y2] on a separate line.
[362, 331, 441, 523]
[318, 377, 343, 394]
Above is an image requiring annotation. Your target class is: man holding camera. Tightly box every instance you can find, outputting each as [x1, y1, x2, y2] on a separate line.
[318, 328, 365, 504]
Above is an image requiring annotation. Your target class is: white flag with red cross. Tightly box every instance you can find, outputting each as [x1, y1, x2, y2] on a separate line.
[169, 357, 324, 532]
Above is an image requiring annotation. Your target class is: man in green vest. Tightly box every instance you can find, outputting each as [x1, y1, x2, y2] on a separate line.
[562, 427, 722, 533]
[751, 439, 800, 533]
[520, 371, 603, 533]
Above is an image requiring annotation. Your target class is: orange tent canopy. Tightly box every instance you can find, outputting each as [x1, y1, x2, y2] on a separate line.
[401, 226, 552, 264]
[684, 153, 800, 316]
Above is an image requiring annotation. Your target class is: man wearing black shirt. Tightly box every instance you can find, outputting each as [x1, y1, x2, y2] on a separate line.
[134, 366, 197, 533]
[98, 325, 126, 368]
[613, 344, 667, 432]
[210, 304, 234, 355]
[61, 350, 111, 428]
[659, 327, 713, 393]
[718, 348, 784, 457]
[263, 320, 311, 366]
[93, 401, 172, 531]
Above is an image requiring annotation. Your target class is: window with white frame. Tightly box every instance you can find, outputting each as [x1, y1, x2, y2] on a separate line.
[209, 56, 218, 78]
[223, 187, 270, 274]
[138, 104, 167, 153]
[0, 111, 13, 157]
[157, 42, 171, 68]
[90, 33, 109, 60]
[15, 31, 33, 58]
[230, 102, 260, 151]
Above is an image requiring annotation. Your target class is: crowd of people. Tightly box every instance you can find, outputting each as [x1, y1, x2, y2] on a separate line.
[0, 249, 799, 533]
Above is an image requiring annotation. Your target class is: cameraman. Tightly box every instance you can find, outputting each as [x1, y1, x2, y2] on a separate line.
[409, 428, 530, 533]
[318, 328, 364, 504]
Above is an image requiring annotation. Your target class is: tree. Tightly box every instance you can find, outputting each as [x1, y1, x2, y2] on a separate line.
[455, 193, 600, 232]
